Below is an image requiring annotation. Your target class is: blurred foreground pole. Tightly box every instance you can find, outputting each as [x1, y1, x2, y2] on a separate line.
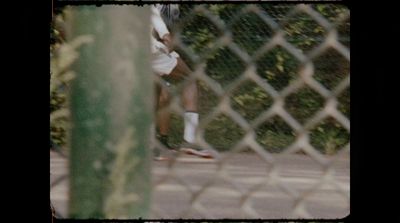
[67, 6, 152, 219]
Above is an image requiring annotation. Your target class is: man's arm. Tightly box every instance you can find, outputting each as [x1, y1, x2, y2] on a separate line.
[160, 33, 173, 53]
[152, 6, 174, 52]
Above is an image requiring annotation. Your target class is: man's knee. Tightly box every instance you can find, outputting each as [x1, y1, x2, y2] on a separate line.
[169, 58, 193, 80]
[158, 88, 171, 107]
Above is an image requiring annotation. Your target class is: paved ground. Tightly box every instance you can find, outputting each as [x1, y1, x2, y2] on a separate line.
[50, 149, 349, 219]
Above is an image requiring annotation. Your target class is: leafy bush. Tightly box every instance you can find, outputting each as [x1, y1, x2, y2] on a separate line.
[172, 4, 350, 154]
[51, 4, 350, 155]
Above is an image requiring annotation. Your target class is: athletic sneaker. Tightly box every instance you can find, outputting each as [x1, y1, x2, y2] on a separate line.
[153, 135, 178, 161]
[158, 134, 178, 153]
[153, 147, 164, 160]
[180, 141, 214, 159]
[154, 155, 169, 161]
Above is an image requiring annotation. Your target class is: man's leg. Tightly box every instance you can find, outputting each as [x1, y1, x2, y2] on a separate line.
[153, 82, 173, 161]
[156, 81, 176, 151]
[169, 58, 213, 158]
[153, 83, 162, 160]
[157, 83, 170, 135]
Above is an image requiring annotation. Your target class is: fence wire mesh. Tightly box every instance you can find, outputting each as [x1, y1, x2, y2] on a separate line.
[50, 3, 350, 219]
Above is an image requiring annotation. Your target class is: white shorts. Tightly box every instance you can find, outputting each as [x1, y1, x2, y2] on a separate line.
[152, 51, 180, 76]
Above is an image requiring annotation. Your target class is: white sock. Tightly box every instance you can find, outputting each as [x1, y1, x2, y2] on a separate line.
[183, 112, 199, 143]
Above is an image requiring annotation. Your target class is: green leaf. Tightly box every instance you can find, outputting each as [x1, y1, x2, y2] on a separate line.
[277, 64, 284, 72]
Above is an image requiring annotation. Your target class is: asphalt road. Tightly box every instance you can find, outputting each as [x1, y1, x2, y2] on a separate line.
[50, 149, 349, 219]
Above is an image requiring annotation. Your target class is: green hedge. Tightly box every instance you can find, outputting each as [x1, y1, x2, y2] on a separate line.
[51, 4, 350, 155]
[171, 4, 350, 154]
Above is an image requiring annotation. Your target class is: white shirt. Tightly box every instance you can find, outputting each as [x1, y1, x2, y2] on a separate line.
[151, 5, 170, 54]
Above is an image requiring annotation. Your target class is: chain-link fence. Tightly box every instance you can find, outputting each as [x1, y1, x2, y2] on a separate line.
[51, 3, 349, 219]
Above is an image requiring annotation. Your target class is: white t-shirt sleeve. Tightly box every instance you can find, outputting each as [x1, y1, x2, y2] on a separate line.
[151, 6, 169, 39]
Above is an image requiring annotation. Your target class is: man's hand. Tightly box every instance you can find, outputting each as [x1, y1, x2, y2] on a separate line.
[161, 33, 173, 53]
[152, 28, 161, 41]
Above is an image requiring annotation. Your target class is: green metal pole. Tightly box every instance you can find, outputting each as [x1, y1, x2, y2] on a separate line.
[68, 5, 152, 219]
